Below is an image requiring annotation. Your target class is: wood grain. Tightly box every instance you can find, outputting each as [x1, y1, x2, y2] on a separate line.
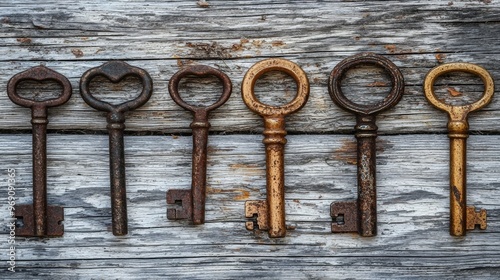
[1, 0, 500, 279]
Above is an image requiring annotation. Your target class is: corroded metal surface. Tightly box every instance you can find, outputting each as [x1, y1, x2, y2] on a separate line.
[7, 66, 72, 237]
[166, 65, 232, 225]
[80, 61, 153, 236]
[242, 58, 309, 238]
[328, 53, 404, 237]
[424, 62, 494, 236]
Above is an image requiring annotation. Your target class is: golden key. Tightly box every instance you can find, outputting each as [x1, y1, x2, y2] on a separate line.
[242, 58, 309, 238]
[424, 63, 494, 236]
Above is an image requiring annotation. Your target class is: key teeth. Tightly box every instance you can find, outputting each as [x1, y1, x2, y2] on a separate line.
[15, 204, 64, 237]
[245, 200, 268, 231]
[330, 201, 358, 233]
[166, 189, 192, 220]
[466, 206, 487, 230]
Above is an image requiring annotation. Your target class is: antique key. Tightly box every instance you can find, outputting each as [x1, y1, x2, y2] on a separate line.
[7, 66, 72, 237]
[242, 58, 309, 238]
[166, 65, 232, 224]
[424, 63, 494, 236]
[80, 61, 153, 236]
[328, 53, 404, 237]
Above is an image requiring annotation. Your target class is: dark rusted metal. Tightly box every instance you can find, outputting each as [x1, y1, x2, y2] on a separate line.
[7, 65, 72, 237]
[328, 52, 404, 237]
[166, 65, 232, 225]
[424, 62, 494, 236]
[80, 61, 153, 236]
[241, 58, 309, 238]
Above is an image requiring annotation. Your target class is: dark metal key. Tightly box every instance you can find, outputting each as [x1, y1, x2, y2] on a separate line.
[80, 61, 153, 236]
[7, 66, 72, 237]
[166, 65, 232, 224]
[328, 53, 404, 237]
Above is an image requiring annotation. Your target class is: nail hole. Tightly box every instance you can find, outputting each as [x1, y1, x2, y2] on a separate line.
[16, 80, 64, 101]
[340, 64, 392, 106]
[175, 74, 224, 107]
[433, 72, 485, 106]
[335, 214, 345, 225]
[88, 75, 142, 106]
[253, 71, 297, 107]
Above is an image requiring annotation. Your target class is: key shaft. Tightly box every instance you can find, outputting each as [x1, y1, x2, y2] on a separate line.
[355, 115, 378, 236]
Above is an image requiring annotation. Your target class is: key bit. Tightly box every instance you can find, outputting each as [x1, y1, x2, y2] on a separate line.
[80, 61, 153, 236]
[328, 53, 404, 237]
[166, 65, 232, 225]
[242, 58, 310, 238]
[424, 62, 494, 236]
[7, 65, 72, 237]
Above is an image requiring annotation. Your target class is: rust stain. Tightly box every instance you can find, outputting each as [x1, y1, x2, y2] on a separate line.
[234, 190, 250, 200]
[447, 87, 462, 97]
[206, 186, 224, 194]
[171, 135, 179, 139]
[71, 48, 84, 58]
[293, 199, 300, 203]
[252, 40, 264, 48]
[435, 53, 447, 63]
[271, 40, 285, 47]
[185, 41, 233, 58]
[368, 81, 388, 87]
[197, 0, 210, 8]
[333, 139, 357, 165]
[384, 45, 397, 54]
[17, 37, 32, 44]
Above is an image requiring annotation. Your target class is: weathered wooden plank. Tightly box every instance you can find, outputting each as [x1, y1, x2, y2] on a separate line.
[0, 1, 499, 133]
[1, 134, 500, 278]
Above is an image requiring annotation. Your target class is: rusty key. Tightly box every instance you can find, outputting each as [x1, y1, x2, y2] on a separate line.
[7, 66, 72, 237]
[166, 65, 232, 224]
[242, 58, 309, 238]
[424, 63, 494, 236]
[80, 61, 153, 236]
[328, 53, 404, 237]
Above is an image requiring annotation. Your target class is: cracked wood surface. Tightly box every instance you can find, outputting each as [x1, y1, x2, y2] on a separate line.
[1, 0, 500, 279]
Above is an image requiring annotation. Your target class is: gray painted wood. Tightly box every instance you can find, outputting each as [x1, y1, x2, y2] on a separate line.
[1, 0, 500, 279]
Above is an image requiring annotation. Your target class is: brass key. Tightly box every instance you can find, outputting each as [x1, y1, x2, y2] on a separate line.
[328, 53, 404, 237]
[242, 58, 309, 238]
[167, 65, 232, 224]
[7, 66, 72, 237]
[424, 62, 494, 236]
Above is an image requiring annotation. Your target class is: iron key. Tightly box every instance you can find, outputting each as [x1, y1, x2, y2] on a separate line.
[242, 58, 309, 238]
[166, 65, 232, 224]
[424, 62, 494, 236]
[328, 53, 404, 237]
[80, 61, 153, 236]
[7, 66, 72, 237]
